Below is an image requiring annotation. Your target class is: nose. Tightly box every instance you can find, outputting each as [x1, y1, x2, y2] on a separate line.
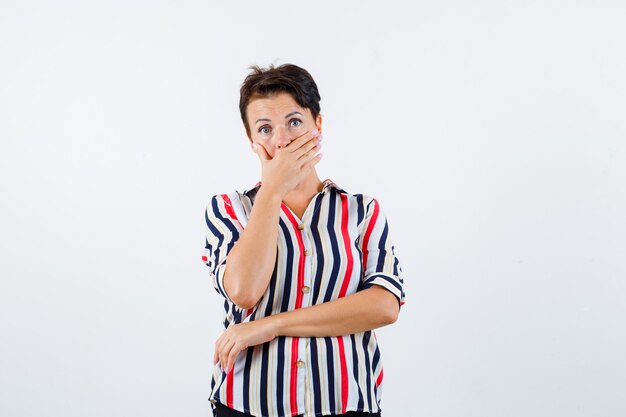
[274, 127, 293, 150]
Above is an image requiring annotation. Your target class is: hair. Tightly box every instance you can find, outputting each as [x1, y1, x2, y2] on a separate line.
[239, 63, 322, 139]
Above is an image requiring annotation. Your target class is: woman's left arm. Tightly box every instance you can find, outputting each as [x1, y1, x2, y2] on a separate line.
[214, 286, 399, 372]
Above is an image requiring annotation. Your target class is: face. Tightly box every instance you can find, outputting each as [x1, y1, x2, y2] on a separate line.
[246, 91, 322, 158]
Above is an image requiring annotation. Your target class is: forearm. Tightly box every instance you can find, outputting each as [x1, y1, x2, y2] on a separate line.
[223, 186, 282, 308]
[266, 286, 399, 337]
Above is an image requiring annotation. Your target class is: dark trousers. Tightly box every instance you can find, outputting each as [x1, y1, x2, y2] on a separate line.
[213, 401, 381, 417]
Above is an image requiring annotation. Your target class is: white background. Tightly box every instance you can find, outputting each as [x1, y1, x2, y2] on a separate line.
[1, 1, 625, 416]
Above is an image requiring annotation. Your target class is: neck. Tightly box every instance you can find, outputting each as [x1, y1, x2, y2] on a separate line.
[284, 172, 323, 201]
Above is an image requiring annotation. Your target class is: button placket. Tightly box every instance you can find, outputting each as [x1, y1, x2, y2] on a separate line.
[299, 223, 314, 305]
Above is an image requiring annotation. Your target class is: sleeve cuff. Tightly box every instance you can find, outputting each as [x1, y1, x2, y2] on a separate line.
[362, 273, 405, 309]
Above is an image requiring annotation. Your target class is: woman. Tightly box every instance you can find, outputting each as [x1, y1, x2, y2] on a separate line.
[202, 63, 405, 417]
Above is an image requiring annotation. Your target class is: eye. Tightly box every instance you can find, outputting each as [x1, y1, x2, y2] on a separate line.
[289, 118, 303, 127]
[258, 126, 270, 134]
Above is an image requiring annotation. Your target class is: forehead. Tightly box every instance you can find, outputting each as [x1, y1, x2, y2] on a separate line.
[247, 92, 308, 117]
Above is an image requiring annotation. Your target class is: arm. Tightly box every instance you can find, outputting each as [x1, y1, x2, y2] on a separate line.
[221, 186, 282, 309]
[219, 130, 321, 309]
[267, 285, 400, 337]
[214, 286, 399, 372]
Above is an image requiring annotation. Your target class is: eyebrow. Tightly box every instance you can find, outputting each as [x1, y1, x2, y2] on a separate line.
[255, 111, 303, 125]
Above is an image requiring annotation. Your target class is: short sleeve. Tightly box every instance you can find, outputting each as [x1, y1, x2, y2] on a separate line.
[359, 196, 405, 311]
[201, 193, 244, 303]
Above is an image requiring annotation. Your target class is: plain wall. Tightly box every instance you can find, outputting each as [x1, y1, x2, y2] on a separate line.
[1, 1, 625, 416]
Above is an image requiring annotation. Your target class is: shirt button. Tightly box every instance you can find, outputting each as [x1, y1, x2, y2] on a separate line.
[296, 360, 305, 368]
[297, 223, 305, 230]
[302, 286, 311, 294]
[304, 249, 311, 256]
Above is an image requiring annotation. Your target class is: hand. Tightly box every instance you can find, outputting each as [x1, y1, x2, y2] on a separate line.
[213, 318, 278, 373]
[252, 129, 323, 199]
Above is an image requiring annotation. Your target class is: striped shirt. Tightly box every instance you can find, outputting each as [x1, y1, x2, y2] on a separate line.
[201, 178, 405, 417]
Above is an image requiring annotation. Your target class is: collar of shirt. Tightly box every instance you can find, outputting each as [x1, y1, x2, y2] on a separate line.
[241, 177, 346, 196]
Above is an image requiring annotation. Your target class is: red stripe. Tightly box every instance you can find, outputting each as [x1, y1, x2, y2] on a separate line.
[281, 203, 307, 415]
[221, 194, 244, 229]
[337, 336, 349, 413]
[290, 337, 299, 413]
[338, 194, 353, 298]
[337, 195, 352, 412]
[375, 367, 384, 387]
[361, 199, 380, 276]
[226, 365, 234, 407]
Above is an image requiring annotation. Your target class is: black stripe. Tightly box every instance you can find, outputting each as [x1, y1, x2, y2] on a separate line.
[259, 261, 279, 415]
[310, 338, 322, 413]
[362, 331, 373, 410]
[310, 193, 325, 304]
[355, 194, 366, 290]
[363, 274, 402, 294]
[355, 194, 365, 226]
[222, 300, 229, 328]
[243, 346, 254, 411]
[264, 260, 278, 317]
[323, 191, 341, 302]
[392, 245, 400, 276]
[350, 334, 365, 410]
[276, 337, 286, 416]
[372, 343, 380, 373]
[375, 220, 389, 272]
[260, 342, 269, 416]
[278, 217, 295, 313]
[324, 337, 336, 411]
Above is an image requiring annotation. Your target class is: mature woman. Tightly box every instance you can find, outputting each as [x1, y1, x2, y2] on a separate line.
[202, 63, 405, 417]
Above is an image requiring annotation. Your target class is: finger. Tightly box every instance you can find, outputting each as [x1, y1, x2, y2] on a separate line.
[226, 343, 242, 372]
[287, 129, 320, 153]
[221, 338, 236, 372]
[296, 137, 321, 162]
[297, 139, 322, 166]
[214, 334, 224, 364]
[301, 151, 323, 171]
[216, 335, 226, 368]
[252, 142, 270, 161]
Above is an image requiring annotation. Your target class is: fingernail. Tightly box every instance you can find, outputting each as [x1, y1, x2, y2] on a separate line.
[311, 129, 319, 136]
[318, 134, 323, 141]
[224, 368, 230, 373]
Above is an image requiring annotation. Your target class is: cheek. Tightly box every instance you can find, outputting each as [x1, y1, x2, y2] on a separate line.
[254, 141, 276, 158]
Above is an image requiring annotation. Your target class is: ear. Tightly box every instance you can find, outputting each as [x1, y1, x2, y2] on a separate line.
[315, 114, 323, 134]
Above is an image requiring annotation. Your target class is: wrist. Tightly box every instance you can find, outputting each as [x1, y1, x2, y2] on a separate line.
[265, 314, 283, 338]
[257, 184, 284, 203]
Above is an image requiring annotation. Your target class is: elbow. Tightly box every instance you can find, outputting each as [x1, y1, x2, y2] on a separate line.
[228, 286, 261, 310]
[223, 267, 262, 310]
[385, 303, 399, 324]
[371, 286, 400, 324]
[382, 295, 400, 324]
[232, 293, 260, 310]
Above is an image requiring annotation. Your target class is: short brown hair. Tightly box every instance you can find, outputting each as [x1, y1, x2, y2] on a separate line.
[239, 63, 322, 140]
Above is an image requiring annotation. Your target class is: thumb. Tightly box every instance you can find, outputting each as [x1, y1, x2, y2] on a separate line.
[252, 143, 270, 161]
